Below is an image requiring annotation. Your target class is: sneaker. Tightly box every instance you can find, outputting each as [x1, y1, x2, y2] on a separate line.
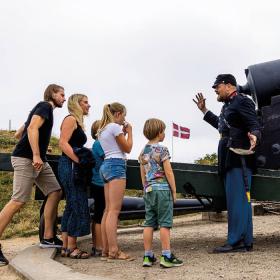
[160, 253, 183, 268]
[53, 236, 63, 247]
[0, 244, 9, 266]
[39, 237, 63, 248]
[143, 255, 157, 267]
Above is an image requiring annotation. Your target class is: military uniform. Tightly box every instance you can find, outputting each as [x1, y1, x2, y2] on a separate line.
[204, 92, 261, 249]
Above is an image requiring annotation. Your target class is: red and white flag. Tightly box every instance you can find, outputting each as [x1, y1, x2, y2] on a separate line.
[173, 123, 190, 139]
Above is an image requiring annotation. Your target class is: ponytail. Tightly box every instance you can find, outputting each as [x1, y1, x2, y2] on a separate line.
[98, 102, 126, 135]
[98, 104, 115, 133]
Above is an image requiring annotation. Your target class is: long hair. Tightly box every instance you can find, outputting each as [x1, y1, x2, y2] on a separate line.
[44, 84, 64, 102]
[67, 94, 87, 130]
[98, 102, 126, 133]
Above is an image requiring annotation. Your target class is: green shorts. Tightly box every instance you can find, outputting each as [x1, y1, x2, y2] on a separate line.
[143, 190, 173, 228]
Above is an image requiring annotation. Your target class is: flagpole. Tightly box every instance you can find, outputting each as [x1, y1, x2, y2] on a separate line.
[171, 121, 174, 162]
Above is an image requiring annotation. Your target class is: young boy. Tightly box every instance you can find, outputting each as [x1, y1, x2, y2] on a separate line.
[139, 118, 183, 268]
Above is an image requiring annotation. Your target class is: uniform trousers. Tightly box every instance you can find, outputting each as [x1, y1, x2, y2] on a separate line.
[225, 168, 253, 246]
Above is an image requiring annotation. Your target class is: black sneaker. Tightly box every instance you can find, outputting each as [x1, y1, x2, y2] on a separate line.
[160, 253, 183, 268]
[0, 244, 9, 266]
[143, 255, 157, 267]
[39, 237, 63, 248]
[53, 236, 63, 247]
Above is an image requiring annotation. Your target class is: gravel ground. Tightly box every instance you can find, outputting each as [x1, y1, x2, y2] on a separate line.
[56, 214, 280, 280]
[0, 236, 38, 280]
[2, 214, 280, 280]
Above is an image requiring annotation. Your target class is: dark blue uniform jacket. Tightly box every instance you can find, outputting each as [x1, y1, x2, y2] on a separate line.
[204, 93, 261, 175]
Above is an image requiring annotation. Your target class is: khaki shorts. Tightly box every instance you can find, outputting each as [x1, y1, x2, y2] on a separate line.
[11, 156, 61, 203]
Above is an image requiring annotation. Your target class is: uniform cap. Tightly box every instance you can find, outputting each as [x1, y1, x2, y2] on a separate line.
[212, 74, 237, 89]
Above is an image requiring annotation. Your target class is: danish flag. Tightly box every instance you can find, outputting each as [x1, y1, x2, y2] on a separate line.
[173, 123, 190, 139]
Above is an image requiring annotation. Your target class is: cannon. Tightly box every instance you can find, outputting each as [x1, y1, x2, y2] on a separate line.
[238, 59, 280, 169]
[238, 59, 280, 109]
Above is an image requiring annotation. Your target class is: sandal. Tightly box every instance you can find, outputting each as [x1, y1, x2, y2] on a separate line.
[108, 250, 135, 261]
[60, 247, 70, 257]
[69, 247, 89, 259]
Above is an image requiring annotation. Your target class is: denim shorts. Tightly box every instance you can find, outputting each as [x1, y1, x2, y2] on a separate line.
[99, 158, 126, 183]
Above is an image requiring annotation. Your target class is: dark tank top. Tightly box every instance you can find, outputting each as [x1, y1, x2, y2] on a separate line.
[62, 116, 87, 156]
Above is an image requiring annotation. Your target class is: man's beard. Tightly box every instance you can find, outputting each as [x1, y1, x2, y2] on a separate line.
[53, 99, 63, 108]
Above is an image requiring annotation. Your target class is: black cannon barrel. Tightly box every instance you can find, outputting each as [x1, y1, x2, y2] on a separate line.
[89, 196, 212, 221]
[238, 59, 280, 108]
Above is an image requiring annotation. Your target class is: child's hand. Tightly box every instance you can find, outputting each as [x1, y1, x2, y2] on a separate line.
[123, 122, 132, 134]
[122, 124, 127, 135]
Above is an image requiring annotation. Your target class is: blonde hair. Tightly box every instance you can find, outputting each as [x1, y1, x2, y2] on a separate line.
[67, 94, 87, 130]
[44, 84, 64, 102]
[91, 120, 101, 140]
[143, 118, 166, 140]
[99, 102, 126, 132]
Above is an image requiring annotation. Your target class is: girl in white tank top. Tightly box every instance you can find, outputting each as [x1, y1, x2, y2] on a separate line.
[98, 102, 134, 261]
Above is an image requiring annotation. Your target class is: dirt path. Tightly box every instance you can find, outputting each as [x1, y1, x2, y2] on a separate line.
[57, 214, 280, 280]
[2, 215, 280, 280]
[0, 236, 38, 280]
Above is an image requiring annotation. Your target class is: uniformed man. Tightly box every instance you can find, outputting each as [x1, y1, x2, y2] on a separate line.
[193, 74, 261, 253]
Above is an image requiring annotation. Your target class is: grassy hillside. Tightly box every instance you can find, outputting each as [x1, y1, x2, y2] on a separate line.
[0, 129, 61, 154]
[0, 130, 61, 239]
[0, 130, 18, 153]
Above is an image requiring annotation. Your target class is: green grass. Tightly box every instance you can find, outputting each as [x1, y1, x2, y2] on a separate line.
[0, 129, 62, 155]
[0, 130, 18, 153]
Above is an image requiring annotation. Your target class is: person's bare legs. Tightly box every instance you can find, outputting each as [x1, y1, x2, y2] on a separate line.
[67, 236, 77, 250]
[160, 227, 171, 250]
[66, 235, 89, 258]
[62, 232, 68, 249]
[101, 183, 109, 256]
[106, 179, 125, 256]
[43, 190, 62, 239]
[0, 200, 24, 266]
[94, 224, 102, 250]
[143, 227, 154, 251]
[0, 200, 24, 237]
[92, 222, 96, 248]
